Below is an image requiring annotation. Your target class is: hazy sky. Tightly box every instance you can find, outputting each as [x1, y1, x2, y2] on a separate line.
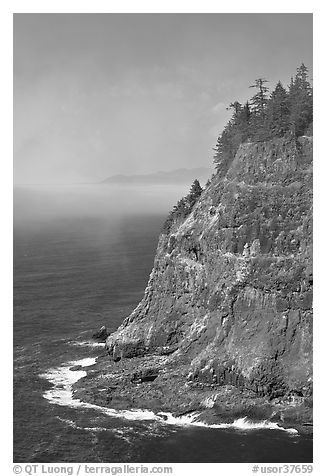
[14, 13, 312, 184]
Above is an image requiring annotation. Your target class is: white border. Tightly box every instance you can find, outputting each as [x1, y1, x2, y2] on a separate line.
[3, 1, 323, 472]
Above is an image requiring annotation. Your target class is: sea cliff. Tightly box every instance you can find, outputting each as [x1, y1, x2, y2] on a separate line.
[74, 136, 313, 432]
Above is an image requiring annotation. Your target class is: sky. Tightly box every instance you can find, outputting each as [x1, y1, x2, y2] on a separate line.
[13, 13, 313, 185]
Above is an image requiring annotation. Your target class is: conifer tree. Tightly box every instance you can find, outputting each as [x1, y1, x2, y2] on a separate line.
[288, 63, 313, 137]
[213, 101, 251, 173]
[249, 78, 269, 114]
[249, 78, 269, 140]
[266, 81, 290, 137]
[162, 180, 203, 233]
[213, 64, 312, 171]
[188, 179, 203, 207]
[213, 120, 236, 174]
[240, 101, 251, 139]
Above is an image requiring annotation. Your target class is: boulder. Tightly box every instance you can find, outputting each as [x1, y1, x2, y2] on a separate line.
[92, 325, 109, 342]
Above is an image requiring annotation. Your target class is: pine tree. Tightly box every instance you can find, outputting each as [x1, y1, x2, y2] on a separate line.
[213, 65, 313, 171]
[213, 101, 251, 173]
[162, 180, 203, 233]
[249, 78, 269, 141]
[188, 179, 203, 207]
[232, 101, 251, 143]
[266, 81, 290, 137]
[240, 101, 251, 139]
[288, 63, 313, 137]
[213, 120, 236, 174]
[249, 78, 269, 114]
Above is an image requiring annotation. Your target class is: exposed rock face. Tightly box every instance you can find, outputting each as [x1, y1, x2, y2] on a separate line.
[105, 136, 312, 401]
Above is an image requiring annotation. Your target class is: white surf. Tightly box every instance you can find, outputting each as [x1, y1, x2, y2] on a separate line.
[40, 359, 298, 435]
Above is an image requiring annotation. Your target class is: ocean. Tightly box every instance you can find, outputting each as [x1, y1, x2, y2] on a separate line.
[13, 185, 313, 463]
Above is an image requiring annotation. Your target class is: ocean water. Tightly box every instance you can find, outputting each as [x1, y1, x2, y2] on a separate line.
[13, 185, 313, 463]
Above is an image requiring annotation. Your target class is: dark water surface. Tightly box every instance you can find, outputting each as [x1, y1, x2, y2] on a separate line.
[13, 185, 313, 463]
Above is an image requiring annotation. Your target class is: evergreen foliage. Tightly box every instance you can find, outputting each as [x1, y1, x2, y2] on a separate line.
[162, 179, 203, 233]
[188, 179, 203, 207]
[213, 64, 313, 170]
[249, 78, 269, 114]
[288, 63, 313, 137]
[266, 81, 290, 138]
[213, 101, 251, 176]
[163, 64, 312, 235]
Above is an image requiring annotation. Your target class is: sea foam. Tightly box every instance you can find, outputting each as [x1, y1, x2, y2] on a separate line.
[40, 359, 298, 434]
[68, 340, 106, 348]
[157, 412, 298, 434]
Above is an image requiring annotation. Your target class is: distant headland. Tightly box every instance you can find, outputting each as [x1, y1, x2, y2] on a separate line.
[101, 167, 212, 185]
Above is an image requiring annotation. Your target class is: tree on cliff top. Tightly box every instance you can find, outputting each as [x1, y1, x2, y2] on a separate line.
[249, 78, 270, 141]
[288, 63, 313, 137]
[213, 64, 312, 171]
[249, 78, 269, 114]
[213, 101, 251, 175]
[266, 81, 290, 138]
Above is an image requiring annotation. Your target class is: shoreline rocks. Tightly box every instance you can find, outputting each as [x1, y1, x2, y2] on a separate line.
[72, 352, 312, 435]
[92, 325, 109, 342]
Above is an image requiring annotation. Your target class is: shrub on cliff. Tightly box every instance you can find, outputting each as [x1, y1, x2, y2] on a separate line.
[162, 179, 203, 234]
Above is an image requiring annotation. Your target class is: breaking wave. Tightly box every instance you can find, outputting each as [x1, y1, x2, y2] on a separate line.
[157, 412, 298, 434]
[40, 358, 162, 421]
[67, 340, 106, 348]
[40, 359, 298, 435]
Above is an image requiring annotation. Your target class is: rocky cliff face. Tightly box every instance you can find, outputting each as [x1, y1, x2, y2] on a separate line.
[105, 136, 312, 401]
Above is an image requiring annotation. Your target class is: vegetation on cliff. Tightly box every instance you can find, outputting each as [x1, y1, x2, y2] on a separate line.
[164, 64, 313, 232]
[213, 63, 313, 176]
[163, 179, 203, 233]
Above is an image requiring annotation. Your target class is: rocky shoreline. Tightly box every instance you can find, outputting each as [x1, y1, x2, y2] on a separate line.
[72, 351, 312, 435]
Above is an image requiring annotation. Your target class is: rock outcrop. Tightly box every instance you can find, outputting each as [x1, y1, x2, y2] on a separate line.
[75, 136, 313, 431]
[92, 325, 109, 342]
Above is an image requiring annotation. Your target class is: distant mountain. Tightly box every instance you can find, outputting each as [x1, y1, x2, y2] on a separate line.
[101, 167, 212, 185]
